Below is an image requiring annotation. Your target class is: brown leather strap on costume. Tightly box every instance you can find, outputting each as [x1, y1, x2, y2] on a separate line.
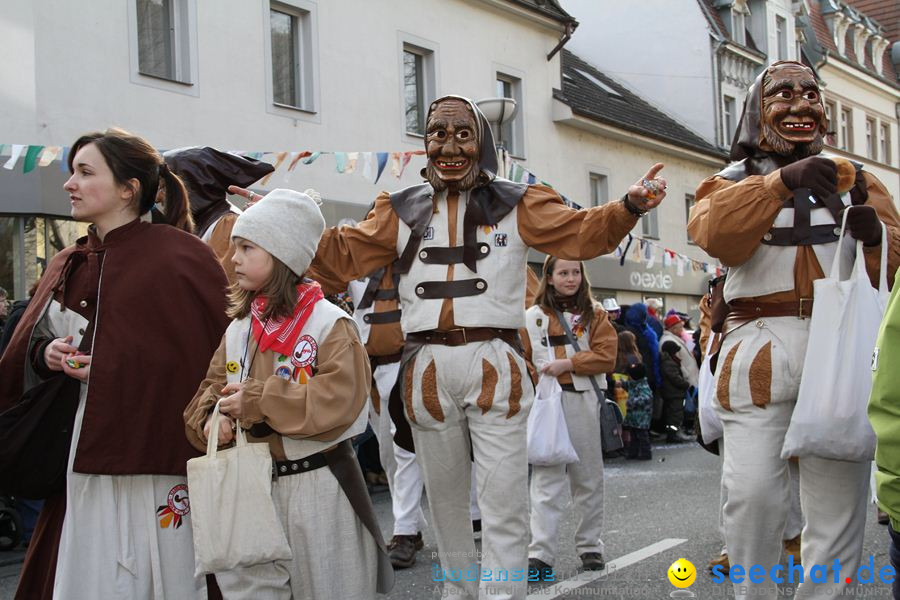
[414, 278, 487, 299]
[370, 352, 403, 368]
[727, 299, 814, 323]
[418, 244, 490, 265]
[406, 327, 520, 347]
[541, 334, 569, 347]
[362, 309, 402, 325]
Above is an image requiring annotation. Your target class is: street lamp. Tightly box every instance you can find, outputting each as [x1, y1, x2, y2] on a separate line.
[476, 97, 517, 177]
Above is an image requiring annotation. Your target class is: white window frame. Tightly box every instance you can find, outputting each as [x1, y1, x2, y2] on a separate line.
[723, 95, 737, 146]
[263, 0, 320, 119]
[840, 108, 853, 152]
[588, 171, 609, 207]
[493, 64, 527, 159]
[642, 208, 660, 240]
[775, 15, 787, 61]
[881, 123, 891, 164]
[732, 9, 747, 45]
[866, 117, 877, 160]
[825, 101, 837, 146]
[127, 0, 199, 96]
[398, 33, 438, 141]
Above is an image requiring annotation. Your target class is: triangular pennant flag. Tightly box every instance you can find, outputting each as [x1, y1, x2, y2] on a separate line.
[676, 256, 685, 277]
[38, 146, 61, 167]
[260, 151, 288, 186]
[374, 152, 388, 184]
[22, 145, 45, 173]
[59, 147, 70, 172]
[662, 250, 672, 268]
[398, 152, 414, 178]
[302, 152, 320, 165]
[289, 151, 311, 171]
[247, 152, 264, 160]
[345, 152, 358, 174]
[334, 152, 347, 173]
[527, 172, 536, 185]
[390, 152, 402, 178]
[4, 145, 26, 170]
[646, 245, 656, 269]
[361, 152, 373, 180]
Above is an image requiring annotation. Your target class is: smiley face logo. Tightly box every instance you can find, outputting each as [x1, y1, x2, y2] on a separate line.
[225, 361, 240, 374]
[668, 559, 696, 588]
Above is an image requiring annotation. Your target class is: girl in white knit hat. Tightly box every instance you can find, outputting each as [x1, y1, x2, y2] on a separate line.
[184, 189, 393, 599]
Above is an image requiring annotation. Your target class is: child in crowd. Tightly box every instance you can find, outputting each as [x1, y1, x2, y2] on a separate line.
[184, 189, 391, 599]
[523, 256, 618, 577]
[659, 340, 691, 444]
[617, 331, 653, 460]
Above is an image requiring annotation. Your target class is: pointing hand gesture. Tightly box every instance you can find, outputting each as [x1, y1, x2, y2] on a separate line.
[626, 163, 667, 213]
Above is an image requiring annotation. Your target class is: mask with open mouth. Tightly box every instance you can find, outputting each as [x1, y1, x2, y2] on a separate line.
[731, 61, 827, 164]
[423, 96, 498, 192]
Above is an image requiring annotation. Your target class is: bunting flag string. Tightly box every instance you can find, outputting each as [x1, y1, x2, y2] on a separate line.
[1, 141, 718, 277]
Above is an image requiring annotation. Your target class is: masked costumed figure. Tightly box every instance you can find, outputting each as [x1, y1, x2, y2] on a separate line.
[239, 95, 664, 600]
[163, 147, 275, 283]
[688, 61, 900, 600]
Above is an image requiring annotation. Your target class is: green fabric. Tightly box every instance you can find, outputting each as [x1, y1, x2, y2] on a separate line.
[869, 266, 900, 526]
[22, 145, 44, 173]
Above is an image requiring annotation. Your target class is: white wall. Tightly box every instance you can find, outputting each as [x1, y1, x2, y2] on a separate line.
[560, 0, 717, 143]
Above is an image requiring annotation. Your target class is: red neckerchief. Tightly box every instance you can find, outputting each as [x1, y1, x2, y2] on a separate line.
[250, 280, 324, 355]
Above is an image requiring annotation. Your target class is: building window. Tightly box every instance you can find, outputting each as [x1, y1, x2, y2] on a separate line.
[685, 194, 696, 245]
[589, 173, 608, 207]
[732, 10, 746, 45]
[402, 44, 436, 136]
[496, 73, 525, 157]
[866, 118, 877, 160]
[825, 101, 837, 146]
[881, 123, 891, 164]
[269, 3, 315, 112]
[840, 108, 853, 152]
[641, 209, 659, 240]
[775, 15, 787, 61]
[723, 95, 737, 146]
[136, 0, 191, 83]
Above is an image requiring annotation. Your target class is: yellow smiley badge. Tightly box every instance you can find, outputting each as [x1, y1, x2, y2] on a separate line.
[225, 361, 240, 374]
[667, 558, 696, 589]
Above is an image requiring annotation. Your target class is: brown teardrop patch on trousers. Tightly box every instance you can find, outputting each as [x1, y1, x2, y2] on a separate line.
[404, 356, 417, 424]
[477, 359, 498, 414]
[716, 341, 741, 412]
[371, 382, 381, 415]
[749, 342, 773, 408]
[422, 360, 444, 422]
[506, 352, 522, 418]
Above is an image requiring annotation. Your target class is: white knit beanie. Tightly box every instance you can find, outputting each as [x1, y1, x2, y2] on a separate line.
[231, 189, 325, 278]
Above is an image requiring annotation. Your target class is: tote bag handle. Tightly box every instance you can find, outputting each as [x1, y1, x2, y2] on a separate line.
[205, 400, 246, 458]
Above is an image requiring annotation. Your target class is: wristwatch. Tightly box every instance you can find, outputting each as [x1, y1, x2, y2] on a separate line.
[621, 194, 647, 217]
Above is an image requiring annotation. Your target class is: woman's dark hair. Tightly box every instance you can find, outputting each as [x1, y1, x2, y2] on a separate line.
[662, 341, 682, 356]
[533, 255, 595, 329]
[68, 128, 193, 233]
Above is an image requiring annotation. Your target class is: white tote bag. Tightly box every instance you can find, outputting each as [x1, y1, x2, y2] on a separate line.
[781, 211, 888, 462]
[526, 342, 579, 466]
[698, 334, 724, 444]
[187, 401, 293, 575]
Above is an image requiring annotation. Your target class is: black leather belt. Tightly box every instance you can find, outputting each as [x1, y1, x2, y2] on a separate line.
[273, 450, 328, 479]
[362, 309, 402, 325]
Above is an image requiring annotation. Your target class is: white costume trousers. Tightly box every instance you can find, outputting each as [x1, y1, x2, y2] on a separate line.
[215, 465, 378, 600]
[404, 339, 533, 600]
[715, 316, 869, 600]
[719, 458, 804, 545]
[53, 387, 206, 600]
[529, 388, 605, 563]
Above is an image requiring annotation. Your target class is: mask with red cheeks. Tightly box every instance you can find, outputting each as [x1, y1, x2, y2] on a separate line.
[760, 63, 827, 158]
[424, 99, 481, 192]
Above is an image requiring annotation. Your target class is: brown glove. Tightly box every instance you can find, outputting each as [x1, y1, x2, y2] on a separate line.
[843, 205, 882, 246]
[779, 157, 837, 202]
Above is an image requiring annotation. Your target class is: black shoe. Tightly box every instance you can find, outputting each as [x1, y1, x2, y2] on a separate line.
[388, 532, 423, 569]
[581, 552, 606, 570]
[666, 430, 694, 443]
[472, 519, 482, 541]
[528, 557, 554, 581]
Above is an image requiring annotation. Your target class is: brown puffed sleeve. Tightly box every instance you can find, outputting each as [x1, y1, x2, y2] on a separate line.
[184, 335, 228, 452]
[207, 213, 239, 285]
[517, 185, 639, 259]
[570, 307, 617, 376]
[241, 318, 371, 441]
[525, 265, 540, 307]
[688, 171, 790, 266]
[860, 172, 900, 290]
[306, 192, 399, 290]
